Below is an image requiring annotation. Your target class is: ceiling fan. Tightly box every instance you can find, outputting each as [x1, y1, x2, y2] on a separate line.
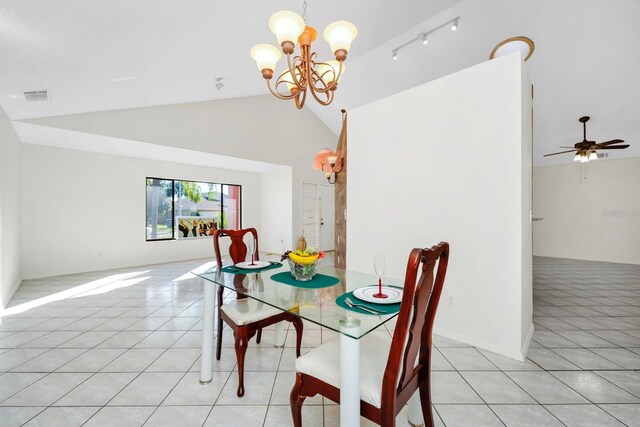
[544, 116, 629, 162]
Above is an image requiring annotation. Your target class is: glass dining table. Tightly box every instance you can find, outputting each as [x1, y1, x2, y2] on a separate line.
[193, 262, 424, 427]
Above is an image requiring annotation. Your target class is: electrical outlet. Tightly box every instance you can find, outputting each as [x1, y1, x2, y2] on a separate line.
[447, 296, 455, 308]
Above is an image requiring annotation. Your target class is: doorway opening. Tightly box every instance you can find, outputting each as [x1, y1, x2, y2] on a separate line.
[301, 182, 335, 253]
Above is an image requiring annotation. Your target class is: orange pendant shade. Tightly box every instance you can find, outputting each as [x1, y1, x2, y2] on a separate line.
[313, 148, 336, 172]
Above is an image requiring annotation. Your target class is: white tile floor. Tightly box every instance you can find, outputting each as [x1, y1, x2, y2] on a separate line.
[0, 256, 639, 426]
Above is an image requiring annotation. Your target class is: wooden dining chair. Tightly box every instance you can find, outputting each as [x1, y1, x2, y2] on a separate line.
[290, 242, 450, 426]
[213, 228, 303, 397]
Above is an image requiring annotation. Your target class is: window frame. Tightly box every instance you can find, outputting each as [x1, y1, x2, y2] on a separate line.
[145, 176, 242, 242]
[145, 177, 176, 242]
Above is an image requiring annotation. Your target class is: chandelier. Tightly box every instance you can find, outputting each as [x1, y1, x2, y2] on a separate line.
[250, 3, 357, 109]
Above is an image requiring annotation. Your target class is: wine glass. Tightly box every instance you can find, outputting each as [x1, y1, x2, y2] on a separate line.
[373, 253, 388, 299]
[247, 236, 256, 266]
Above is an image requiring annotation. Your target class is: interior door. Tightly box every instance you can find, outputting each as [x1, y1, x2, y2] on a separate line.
[301, 183, 318, 248]
[318, 184, 335, 251]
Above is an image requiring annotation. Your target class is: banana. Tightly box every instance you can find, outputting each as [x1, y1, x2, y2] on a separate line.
[289, 253, 319, 265]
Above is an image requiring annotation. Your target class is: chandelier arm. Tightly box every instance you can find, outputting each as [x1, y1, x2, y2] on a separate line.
[309, 68, 330, 92]
[308, 71, 333, 94]
[307, 66, 333, 104]
[331, 60, 344, 89]
[308, 60, 342, 94]
[266, 79, 298, 100]
[286, 52, 306, 91]
[294, 85, 307, 109]
[308, 83, 333, 105]
[274, 72, 301, 98]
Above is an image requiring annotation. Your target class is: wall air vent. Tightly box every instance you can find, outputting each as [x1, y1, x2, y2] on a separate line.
[597, 152, 609, 158]
[22, 90, 49, 102]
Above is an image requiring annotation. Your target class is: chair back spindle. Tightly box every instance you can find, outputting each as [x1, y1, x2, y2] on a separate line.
[213, 228, 259, 268]
[382, 242, 449, 407]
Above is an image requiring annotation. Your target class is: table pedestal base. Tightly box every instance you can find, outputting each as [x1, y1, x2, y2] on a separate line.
[200, 279, 215, 384]
[408, 390, 425, 426]
[274, 321, 286, 348]
[340, 318, 361, 427]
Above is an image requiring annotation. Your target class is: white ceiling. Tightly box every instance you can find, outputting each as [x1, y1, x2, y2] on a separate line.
[1, 0, 639, 166]
[0, 0, 458, 118]
[13, 121, 287, 173]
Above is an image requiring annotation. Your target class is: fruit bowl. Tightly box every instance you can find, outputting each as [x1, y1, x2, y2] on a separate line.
[281, 248, 325, 282]
[287, 258, 319, 281]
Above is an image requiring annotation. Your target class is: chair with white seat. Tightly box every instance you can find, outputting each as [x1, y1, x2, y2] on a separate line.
[214, 228, 303, 397]
[290, 242, 450, 426]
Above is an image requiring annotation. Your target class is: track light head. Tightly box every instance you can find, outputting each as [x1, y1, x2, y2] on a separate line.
[390, 16, 459, 63]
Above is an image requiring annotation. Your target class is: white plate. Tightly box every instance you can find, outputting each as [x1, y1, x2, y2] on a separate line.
[352, 286, 403, 304]
[235, 261, 270, 269]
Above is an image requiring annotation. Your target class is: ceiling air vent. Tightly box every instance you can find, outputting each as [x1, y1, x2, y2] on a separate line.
[22, 90, 49, 102]
[597, 153, 609, 158]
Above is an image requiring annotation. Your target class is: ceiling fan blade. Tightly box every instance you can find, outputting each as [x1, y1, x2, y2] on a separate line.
[598, 145, 630, 150]
[559, 146, 576, 148]
[543, 149, 577, 157]
[596, 139, 625, 147]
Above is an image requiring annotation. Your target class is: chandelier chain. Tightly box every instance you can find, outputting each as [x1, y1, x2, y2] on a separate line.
[302, 0, 308, 23]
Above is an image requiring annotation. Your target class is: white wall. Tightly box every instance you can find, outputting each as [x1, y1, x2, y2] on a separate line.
[312, 0, 640, 168]
[533, 157, 640, 264]
[520, 64, 534, 350]
[24, 95, 335, 248]
[21, 144, 261, 279]
[347, 54, 533, 360]
[0, 107, 22, 308]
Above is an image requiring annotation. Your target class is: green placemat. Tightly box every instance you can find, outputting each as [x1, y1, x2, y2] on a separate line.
[270, 271, 340, 289]
[221, 262, 282, 275]
[336, 291, 401, 315]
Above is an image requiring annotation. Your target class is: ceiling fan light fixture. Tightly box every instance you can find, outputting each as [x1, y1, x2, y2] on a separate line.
[544, 116, 628, 162]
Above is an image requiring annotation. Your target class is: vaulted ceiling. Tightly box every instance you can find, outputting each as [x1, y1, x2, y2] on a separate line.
[0, 0, 458, 119]
[1, 0, 639, 166]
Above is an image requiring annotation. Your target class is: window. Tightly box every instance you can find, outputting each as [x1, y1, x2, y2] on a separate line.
[146, 178, 174, 241]
[146, 177, 242, 241]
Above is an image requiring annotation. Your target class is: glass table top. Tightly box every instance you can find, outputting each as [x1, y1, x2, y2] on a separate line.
[193, 262, 401, 339]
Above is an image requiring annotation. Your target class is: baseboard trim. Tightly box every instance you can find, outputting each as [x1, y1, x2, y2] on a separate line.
[1, 277, 22, 311]
[433, 326, 527, 361]
[521, 323, 535, 359]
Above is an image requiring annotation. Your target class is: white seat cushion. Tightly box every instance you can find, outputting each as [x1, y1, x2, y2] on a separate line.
[295, 332, 391, 408]
[221, 299, 285, 326]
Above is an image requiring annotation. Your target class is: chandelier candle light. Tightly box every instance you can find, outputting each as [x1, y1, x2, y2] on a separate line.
[250, 6, 357, 109]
